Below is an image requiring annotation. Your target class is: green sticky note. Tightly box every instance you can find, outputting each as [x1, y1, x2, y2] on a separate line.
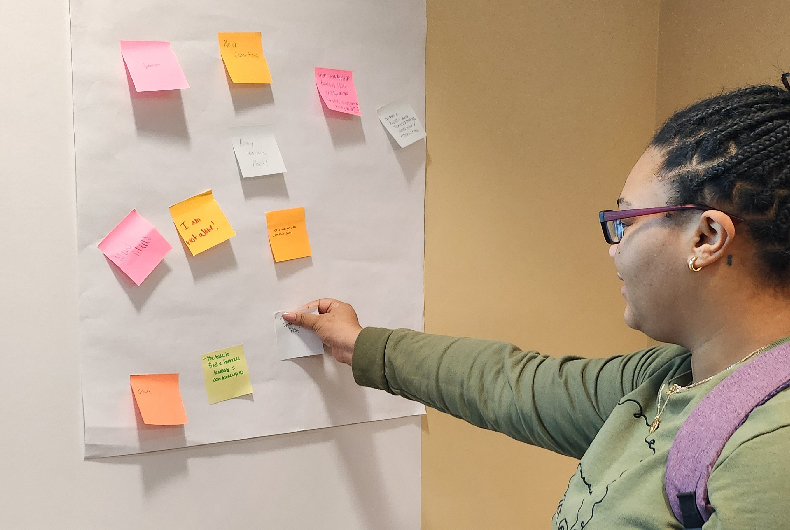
[200, 345, 253, 404]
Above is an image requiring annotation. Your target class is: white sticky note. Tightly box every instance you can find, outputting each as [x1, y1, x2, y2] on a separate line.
[377, 102, 427, 148]
[274, 309, 325, 360]
[231, 125, 287, 178]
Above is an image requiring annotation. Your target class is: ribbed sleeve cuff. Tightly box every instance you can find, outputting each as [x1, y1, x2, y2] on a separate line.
[351, 327, 393, 391]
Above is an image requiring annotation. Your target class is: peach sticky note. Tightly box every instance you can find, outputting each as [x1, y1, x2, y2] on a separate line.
[120, 40, 190, 92]
[98, 209, 172, 286]
[169, 190, 236, 255]
[130, 374, 188, 426]
[218, 32, 272, 84]
[200, 345, 253, 404]
[315, 67, 361, 116]
[265, 207, 312, 262]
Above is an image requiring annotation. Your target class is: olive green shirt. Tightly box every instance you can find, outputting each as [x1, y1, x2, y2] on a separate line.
[352, 327, 790, 529]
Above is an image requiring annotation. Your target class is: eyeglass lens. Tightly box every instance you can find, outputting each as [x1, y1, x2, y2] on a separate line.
[607, 219, 624, 243]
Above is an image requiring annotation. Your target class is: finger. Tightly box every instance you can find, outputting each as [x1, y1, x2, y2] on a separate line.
[282, 311, 321, 330]
[295, 300, 321, 312]
[318, 298, 341, 314]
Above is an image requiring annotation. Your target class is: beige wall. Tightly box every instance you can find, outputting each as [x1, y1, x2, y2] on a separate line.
[656, 0, 790, 123]
[423, 1, 660, 528]
[423, 1, 790, 527]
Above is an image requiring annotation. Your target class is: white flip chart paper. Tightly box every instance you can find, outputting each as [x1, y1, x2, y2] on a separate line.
[72, 0, 427, 459]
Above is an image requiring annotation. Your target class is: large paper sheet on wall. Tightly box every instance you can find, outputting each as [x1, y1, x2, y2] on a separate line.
[71, 0, 427, 458]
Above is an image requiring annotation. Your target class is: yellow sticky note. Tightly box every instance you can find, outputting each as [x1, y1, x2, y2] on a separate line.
[169, 190, 236, 255]
[200, 345, 253, 404]
[130, 374, 188, 426]
[218, 32, 272, 84]
[265, 207, 312, 262]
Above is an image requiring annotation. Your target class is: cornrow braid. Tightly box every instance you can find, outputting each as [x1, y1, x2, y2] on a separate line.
[651, 77, 790, 287]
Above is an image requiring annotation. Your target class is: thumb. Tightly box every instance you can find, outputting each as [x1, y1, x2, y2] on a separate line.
[282, 311, 320, 331]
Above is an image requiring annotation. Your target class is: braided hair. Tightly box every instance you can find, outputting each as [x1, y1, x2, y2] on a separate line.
[651, 75, 790, 287]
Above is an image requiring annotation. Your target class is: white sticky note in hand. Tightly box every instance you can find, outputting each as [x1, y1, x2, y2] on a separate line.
[377, 101, 426, 148]
[231, 125, 287, 178]
[275, 308, 325, 360]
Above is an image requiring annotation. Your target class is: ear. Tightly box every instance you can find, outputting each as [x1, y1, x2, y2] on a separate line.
[691, 210, 737, 267]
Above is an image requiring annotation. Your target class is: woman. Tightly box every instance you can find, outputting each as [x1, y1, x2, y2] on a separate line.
[283, 79, 790, 529]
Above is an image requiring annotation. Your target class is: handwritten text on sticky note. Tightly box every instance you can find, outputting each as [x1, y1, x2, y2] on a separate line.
[98, 210, 171, 286]
[231, 125, 287, 178]
[130, 374, 188, 426]
[169, 190, 236, 255]
[275, 309, 325, 360]
[315, 68, 361, 116]
[377, 102, 427, 148]
[218, 32, 272, 84]
[200, 345, 253, 404]
[120, 40, 190, 92]
[265, 207, 312, 262]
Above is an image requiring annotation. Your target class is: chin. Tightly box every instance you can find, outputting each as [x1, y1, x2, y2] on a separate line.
[623, 308, 639, 331]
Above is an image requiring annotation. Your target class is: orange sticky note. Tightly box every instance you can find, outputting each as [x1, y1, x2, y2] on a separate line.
[130, 374, 188, 426]
[265, 207, 312, 262]
[218, 32, 272, 84]
[169, 190, 236, 255]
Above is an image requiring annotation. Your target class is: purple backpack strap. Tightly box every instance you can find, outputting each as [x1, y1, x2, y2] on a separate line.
[666, 341, 790, 528]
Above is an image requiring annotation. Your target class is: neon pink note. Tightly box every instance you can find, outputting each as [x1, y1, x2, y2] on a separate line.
[98, 210, 172, 286]
[120, 40, 190, 92]
[315, 67, 361, 116]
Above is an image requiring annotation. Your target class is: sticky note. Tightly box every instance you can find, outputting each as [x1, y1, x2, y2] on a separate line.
[265, 207, 312, 262]
[218, 32, 272, 84]
[275, 309, 325, 360]
[231, 125, 287, 178]
[377, 102, 427, 148]
[120, 40, 190, 92]
[315, 67, 361, 116]
[169, 190, 236, 255]
[130, 374, 188, 426]
[98, 210, 172, 286]
[200, 345, 253, 404]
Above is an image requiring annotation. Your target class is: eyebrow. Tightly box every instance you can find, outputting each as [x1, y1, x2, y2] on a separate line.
[616, 197, 632, 208]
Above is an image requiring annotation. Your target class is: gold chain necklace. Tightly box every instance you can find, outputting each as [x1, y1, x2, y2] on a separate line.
[649, 345, 770, 433]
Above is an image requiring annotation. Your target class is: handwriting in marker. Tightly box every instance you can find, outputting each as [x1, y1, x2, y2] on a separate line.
[120, 40, 189, 92]
[217, 32, 272, 84]
[98, 210, 171, 286]
[200, 345, 253, 404]
[231, 125, 287, 178]
[169, 190, 235, 256]
[315, 67, 361, 116]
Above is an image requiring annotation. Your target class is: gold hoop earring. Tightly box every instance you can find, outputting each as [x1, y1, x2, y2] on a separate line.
[688, 256, 702, 272]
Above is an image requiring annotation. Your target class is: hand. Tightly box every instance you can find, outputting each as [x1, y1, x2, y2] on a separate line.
[282, 299, 363, 366]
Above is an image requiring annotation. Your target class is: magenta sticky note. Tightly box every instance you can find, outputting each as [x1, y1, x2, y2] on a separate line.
[314, 67, 361, 116]
[98, 210, 172, 286]
[120, 40, 190, 92]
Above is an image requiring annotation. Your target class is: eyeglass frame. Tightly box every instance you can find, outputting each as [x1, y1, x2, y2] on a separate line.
[598, 204, 744, 245]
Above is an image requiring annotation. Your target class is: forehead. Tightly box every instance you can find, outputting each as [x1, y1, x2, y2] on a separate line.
[618, 148, 671, 208]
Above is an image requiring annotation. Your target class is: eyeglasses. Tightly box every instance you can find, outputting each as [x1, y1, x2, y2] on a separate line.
[598, 204, 742, 244]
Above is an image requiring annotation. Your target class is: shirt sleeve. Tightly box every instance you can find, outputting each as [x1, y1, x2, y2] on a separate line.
[704, 426, 790, 528]
[352, 327, 687, 459]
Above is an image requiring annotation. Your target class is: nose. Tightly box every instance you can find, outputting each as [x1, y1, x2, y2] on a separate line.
[608, 243, 618, 258]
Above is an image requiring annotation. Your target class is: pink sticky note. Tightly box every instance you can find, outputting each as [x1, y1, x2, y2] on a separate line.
[315, 67, 361, 116]
[98, 210, 172, 286]
[120, 40, 190, 92]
